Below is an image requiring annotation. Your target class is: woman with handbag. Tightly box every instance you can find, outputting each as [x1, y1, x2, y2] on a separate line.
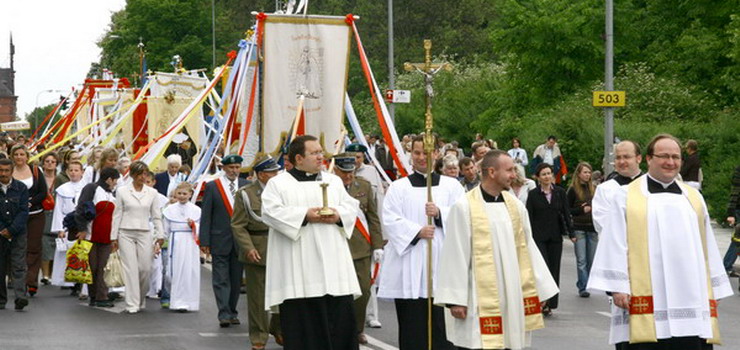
[526, 162, 573, 316]
[74, 167, 120, 307]
[11, 145, 48, 297]
[111, 161, 165, 314]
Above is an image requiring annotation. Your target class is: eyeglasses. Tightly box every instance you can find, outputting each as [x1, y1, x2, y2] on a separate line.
[652, 154, 681, 161]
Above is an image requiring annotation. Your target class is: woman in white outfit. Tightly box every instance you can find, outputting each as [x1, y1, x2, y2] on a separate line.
[111, 161, 165, 314]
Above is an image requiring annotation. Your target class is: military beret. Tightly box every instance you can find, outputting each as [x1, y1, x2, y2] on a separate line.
[221, 154, 243, 165]
[345, 143, 368, 154]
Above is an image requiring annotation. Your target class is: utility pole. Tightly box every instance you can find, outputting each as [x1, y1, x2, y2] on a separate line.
[212, 0, 217, 70]
[603, 0, 614, 175]
[387, 0, 395, 122]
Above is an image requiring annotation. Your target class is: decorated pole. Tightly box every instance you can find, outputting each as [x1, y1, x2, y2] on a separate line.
[404, 39, 452, 350]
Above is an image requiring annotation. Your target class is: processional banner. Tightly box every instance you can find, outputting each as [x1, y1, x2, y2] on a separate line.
[261, 14, 351, 154]
[147, 72, 208, 171]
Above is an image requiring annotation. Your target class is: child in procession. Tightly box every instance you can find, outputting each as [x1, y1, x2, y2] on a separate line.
[162, 182, 201, 312]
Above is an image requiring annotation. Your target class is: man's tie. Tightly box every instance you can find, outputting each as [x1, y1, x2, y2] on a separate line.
[229, 181, 235, 196]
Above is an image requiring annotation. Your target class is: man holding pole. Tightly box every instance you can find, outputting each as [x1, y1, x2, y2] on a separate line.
[378, 134, 464, 350]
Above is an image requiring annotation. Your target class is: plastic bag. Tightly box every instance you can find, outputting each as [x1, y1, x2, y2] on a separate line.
[65, 240, 93, 284]
[104, 251, 125, 288]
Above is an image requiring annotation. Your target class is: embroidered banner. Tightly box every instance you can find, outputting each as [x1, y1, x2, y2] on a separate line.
[261, 14, 351, 155]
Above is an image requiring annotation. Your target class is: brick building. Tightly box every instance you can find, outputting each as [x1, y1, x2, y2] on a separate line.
[0, 34, 17, 123]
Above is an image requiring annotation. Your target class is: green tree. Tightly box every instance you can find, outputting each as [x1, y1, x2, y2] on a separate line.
[25, 103, 57, 136]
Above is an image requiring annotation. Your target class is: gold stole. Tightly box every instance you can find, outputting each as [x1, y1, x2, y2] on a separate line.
[625, 179, 720, 344]
[468, 188, 544, 349]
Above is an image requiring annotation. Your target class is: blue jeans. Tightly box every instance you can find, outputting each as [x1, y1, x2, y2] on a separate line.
[723, 240, 737, 272]
[573, 230, 598, 293]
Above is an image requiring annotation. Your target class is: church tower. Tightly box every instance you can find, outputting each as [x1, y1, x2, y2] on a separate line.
[0, 33, 18, 123]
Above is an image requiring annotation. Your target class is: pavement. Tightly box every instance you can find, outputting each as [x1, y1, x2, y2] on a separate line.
[1, 224, 739, 350]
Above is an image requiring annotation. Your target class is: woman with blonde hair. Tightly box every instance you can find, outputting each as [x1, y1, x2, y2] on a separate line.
[566, 162, 597, 297]
[10, 144, 48, 297]
[508, 164, 536, 204]
[111, 161, 165, 314]
[82, 147, 118, 185]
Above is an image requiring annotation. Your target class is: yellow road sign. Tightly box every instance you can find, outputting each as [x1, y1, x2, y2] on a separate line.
[593, 91, 626, 107]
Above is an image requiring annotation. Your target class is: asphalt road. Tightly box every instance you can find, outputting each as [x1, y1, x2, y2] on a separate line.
[1, 225, 738, 350]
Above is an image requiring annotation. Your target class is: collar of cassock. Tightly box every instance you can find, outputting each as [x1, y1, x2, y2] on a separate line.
[408, 170, 440, 187]
[614, 171, 642, 186]
[646, 175, 682, 194]
[481, 187, 505, 203]
[288, 167, 321, 182]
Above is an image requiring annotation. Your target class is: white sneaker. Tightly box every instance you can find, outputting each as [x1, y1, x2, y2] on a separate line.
[367, 319, 382, 328]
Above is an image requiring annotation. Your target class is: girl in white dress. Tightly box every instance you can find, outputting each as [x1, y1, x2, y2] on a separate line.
[162, 182, 201, 312]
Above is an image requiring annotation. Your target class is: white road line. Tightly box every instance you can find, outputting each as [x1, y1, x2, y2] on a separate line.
[119, 333, 181, 338]
[198, 332, 249, 337]
[596, 311, 611, 317]
[365, 334, 399, 350]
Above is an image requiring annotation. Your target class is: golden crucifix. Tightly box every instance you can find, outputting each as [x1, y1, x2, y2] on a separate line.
[404, 39, 452, 350]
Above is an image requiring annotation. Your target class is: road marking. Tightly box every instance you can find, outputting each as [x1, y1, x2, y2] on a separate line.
[120, 333, 181, 338]
[199, 332, 249, 337]
[596, 311, 611, 317]
[365, 334, 399, 350]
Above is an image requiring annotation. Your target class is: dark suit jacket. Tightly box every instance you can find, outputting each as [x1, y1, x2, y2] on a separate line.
[0, 180, 29, 237]
[526, 184, 573, 241]
[154, 172, 170, 197]
[199, 177, 249, 256]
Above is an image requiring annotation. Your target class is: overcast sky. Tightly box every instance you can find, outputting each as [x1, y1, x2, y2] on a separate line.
[0, 0, 126, 118]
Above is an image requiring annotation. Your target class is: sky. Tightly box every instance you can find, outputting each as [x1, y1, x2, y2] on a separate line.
[0, 0, 127, 118]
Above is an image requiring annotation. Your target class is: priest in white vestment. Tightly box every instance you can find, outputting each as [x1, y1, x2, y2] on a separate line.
[378, 135, 465, 350]
[437, 150, 558, 350]
[262, 135, 361, 350]
[592, 140, 643, 235]
[588, 134, 732, 349]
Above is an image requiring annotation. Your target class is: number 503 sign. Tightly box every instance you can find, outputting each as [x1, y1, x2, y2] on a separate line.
[592, 91, 626, 107]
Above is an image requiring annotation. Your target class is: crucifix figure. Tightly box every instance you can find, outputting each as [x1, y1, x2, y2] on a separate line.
[403, 39, 453, 350]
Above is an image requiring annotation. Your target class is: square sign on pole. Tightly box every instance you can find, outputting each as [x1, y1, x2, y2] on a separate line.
[385, 89, 411, 103]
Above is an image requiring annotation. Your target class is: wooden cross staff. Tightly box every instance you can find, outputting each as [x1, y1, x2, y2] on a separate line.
[404, 39, 452, 350]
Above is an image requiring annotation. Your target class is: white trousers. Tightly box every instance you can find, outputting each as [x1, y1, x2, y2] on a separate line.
[118, 229, 154, 312]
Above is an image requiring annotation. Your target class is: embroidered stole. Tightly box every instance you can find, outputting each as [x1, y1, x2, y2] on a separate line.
[625, 179, 720, 344]
[468, 188, 543, 349]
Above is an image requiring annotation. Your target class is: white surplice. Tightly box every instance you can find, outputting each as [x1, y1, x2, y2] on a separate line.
[591, 178, 621, 234]
[436, 193, 558, 350]
[50, 180, 86, 287]
[377, 174, 465, 299]
[587, 175, 733, 344]
[163, 202, 201, 311]
[261, 171, 361, 310]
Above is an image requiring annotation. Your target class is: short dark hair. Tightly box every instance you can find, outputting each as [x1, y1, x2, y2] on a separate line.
[512, 137, 522, 147]
[646, 134, 681, 156]
[67, 161, 84, 171]
[0, 158, 12, 168]
[98, 167, 121, 183]
[459, 157, 475, 168]
[129, 161, 149, 177]
[411, 133, 439, 151]
[547, 135, 557, 141]
[618, 140, 642, 156]
[288, 135, 318, 164]
[534, 162, 554, 177]
[685, 139, 698, 151]
[480, 149, 509, 171]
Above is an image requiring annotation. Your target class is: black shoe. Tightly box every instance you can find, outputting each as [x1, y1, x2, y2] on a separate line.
[579, 291, 590, 298]
[14, 298, 28, 311]
[108, 292, 121, 301]
[40, 278, 51, 286]
[95, 301, 114, 308]
[729, 270, 739, 277]
[219, 320, 231, 328]
[230, 318, 241, 325]
[542, 305, 552, 317]
[27, 286, 37, 297]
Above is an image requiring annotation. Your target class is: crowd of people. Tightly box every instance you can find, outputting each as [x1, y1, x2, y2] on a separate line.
[0, 130, 736, 350]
